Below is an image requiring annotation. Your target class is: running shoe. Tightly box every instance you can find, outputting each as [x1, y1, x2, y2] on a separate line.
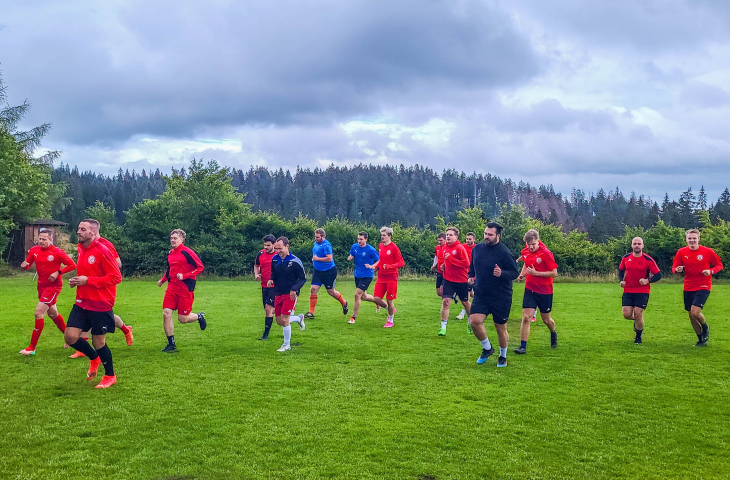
[476, 347, 494, 365]
[69, 351, 86, 359]
[438, 328, 446, 336]
[298, 314, 306, 331]
[87, 357, 102, 380]
[258, 334, 269, 340]
[348, 317, 356, 324]
[551, 331, 558, 349]
[634, 337, 642, 345]
[497, 356, 507, 368]
[467, 324, 473, 334]
[343, 301, 349, 315]
[456, 310, 465, 320]
[304, 312, 315, 319]
[124, 326, 134, 346]
[19, 348, 36, 356]
[198, 312, 207, 330]
[514, 347, 527, 355]
[95, 375, 117, 389]
[383, 321, 394, 328]
[162, 343, 177, 353]
[277, 344, 291, 352]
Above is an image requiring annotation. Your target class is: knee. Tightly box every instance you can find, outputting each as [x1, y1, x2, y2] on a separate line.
[64, 330, 78, 344]
[469, 317, 482, 328]
[177, 315, 187, 323]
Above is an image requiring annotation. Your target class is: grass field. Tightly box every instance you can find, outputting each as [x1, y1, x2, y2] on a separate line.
[1, 275, 729, 480]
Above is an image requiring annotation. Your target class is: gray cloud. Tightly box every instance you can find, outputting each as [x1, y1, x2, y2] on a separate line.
[680, 81, 730, 108]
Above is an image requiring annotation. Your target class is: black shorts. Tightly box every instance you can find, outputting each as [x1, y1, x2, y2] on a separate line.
[311, 266, 338, 289]
[443, 279, 469, 302]
[262, 287, 275, 308]
[67, 304, 115, 336]
[354, 277, 373, 292]
[523, 288, 553, 313]
[684, 290, 711, 311]
[436, 273, 444, 289]
[467, 283, 473, 293]
[622, 292, 649, 309]
[470, 295, 511, 325]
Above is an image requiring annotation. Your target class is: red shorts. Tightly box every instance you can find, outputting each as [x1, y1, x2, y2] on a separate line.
[38, 285, 62, 305]
[274, 294, 298, 316]
[163, 290, 195, 315]
[374, 281, 398, 300]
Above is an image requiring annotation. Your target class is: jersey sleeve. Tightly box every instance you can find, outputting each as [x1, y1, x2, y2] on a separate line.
[619, 257, 627, 272]
[672, 250, 684, 273]
[369, 246, 380, 264]
[181, 248, 205, 278]
[86, 248, 122, 288]
[291, 260, 307, 292]
[544, 251, 558, 270]
[23, 249, 35, 269]
[647, 256, 660, 275]
[254, 251, 262, 266]
[500, 248, 520, 281]
[59, 249, 77, 274]
[323, 243, 333, 256]
[709, 250, 724, 274]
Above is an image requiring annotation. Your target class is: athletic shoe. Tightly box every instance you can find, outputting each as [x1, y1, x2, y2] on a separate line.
[162, 343, 177, 353]
[258, 334, 269, 340]
[198, 312, 207, 330]
[438, 328, 446, 336]
[695, 339, 708, 347]
[497, 356, 508, 368]
[348, 317, 356, 324]
[95, 375, 117, 389]
[476, 347, 494, 364]
[87, 357, 102, 380]
[69, 351, 86, 359]
[375, 306, 381, 313]
[551, 331, 558, 349]
[702, 324, 709, 342]
[467, 324, 473, 334]
[304, 312, 315, 319]
[456, 310, 465, 320]
[277, 344, 291, 352]
[343, 301, 349, 315]
[514, 347, 527, 355]
[19, 348, 36, 356]
[383, 321, 394, 328]
[298, 314, 306, 331]
[634, 337, 642, 345]
[124, 326, 134, 346]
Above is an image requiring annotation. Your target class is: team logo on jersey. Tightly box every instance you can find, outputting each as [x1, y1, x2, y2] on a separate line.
[697, 255, 703, 261]
[47, 255, 55, 261]
[362, 252, 366, 256]
[536, 258, 542, 264]
[452, 250, 457, 255]
[288, 261, 293, 267]
[88, 255, 96, 264]
[387, 250, 391, 255]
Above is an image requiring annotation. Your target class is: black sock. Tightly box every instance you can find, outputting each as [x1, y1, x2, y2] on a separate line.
[264, 317, 273, 335]
[702, 323, 709, 334]
[167, 335, 175, 345]
[698, 333, 703, 341]
[96, 344, 114, 376]
[634, 328, 643, 339]
[71, 338, 99, 360]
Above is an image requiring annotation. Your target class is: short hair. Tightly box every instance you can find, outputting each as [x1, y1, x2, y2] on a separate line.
[38, 228, 53, 239]
[446, 226, 460, 236]
[262, 234, 276, 243]
[314, 228, 326, 236]
[437, 232, 447, 240]
[170, 229, 187, 241]
[276, 236, 290, 246]
[380, 226, 393, 237]
[358, 231, 369, 239]
[486, 222, 503, 236]
[686, 229, 700, 237]
[80, 219, 100, 231]
[466, 232, 476, 238]
[523, 228, 540, 243]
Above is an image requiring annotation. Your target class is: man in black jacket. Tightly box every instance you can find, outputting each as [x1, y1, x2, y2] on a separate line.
[267, 237, 306, 352]
[468, 222, 519, 367]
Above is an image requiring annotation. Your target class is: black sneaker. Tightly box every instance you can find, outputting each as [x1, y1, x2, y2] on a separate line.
[258, 334, 269, 341]
[343, 301, 349, 315]
[634, 337, 642, 345]
[162, 343, 177, 353]
[304, 312, 315, 320]
[198, 312, 207, 330]
[702, 324, 709, 342]
[551, 332, 558, 349]
[695, 339, 708, 347]
[514, 347, 527, 355]
[476, 347, 494, 364]
[497, 356, 507, 368]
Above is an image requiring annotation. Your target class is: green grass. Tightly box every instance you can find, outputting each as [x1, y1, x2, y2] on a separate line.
[1, 275, 729, 480]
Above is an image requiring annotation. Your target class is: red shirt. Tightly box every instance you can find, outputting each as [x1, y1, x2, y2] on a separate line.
[521, 241, 558, 295]
[160, 244, 205, 293]
[376, 242, 405, 282]
[435, 244, 445, 273]
[619, 253, 660, 294]
[464, 243, 475, 263]
[672, 245, 723, 291]
[442, 240, 470, 283]
[75, 239, 122, 311]
[98, 237, 119, 259]
[255, 249, 277, 287]
[24, 245, 76, 287]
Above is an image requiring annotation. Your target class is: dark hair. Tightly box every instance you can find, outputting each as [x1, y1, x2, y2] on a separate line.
[80, 218, 100, 230]
[276, 236, 290, 246]
[358, 231, 368, 239]
[437, 232, 446, 239]
[466, 232, 476, 238]
[486, 222, 503, 236]
[263, 234, 276, 243]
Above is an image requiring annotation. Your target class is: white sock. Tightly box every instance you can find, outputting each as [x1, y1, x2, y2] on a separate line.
[283, 325, 291, 345]
[387, 315, 393, 323]
[441, 320, 447, 329]
[459, 309, 466, 315]
[480, 338, 492, 350]
[290, 315, 300, 324]
[499, 347, 507, 358]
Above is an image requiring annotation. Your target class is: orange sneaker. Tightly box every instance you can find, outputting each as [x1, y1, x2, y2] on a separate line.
[95, 375, 117, 389]
[69, 351, 86, 359]
[87, 357, 102, 381]
[124, 326, 134, 346]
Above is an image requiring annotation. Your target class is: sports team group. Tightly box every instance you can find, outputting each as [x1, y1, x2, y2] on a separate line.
[17, 218, 724, 388]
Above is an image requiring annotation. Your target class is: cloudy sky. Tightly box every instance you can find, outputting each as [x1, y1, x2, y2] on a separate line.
[2, 0, 730, 202]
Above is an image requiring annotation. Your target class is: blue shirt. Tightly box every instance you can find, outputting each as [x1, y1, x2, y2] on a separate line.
[312, 239, 335, 271]
[350, 243, 379, 278]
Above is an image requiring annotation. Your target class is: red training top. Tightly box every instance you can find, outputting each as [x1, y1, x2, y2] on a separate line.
[24, 245, 76, 287]
[376, 242, 405, 282]
[619, 253, 660, 294]
[97, 237, 120, 260]
[160, 244, 205, 293]
[464, 243, 475, 263]
[435, 244, 445, 273]
[442, 240, 470, 283]
[672, 245, 723, 291]
[255, 249, 277, 287]
[521, 241, 558, 295]
[75, 239, 122, 311]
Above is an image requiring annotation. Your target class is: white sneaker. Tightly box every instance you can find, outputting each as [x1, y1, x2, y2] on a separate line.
[277, 344, 291, 352]
[376, 306, 381, 313]
[298, 314, 306, 331]
[456, 310, 465, 320]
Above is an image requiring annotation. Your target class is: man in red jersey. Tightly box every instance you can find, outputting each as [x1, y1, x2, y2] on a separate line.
[515, 229, 559, 354]
[457, 232, 477, 321]
[157, 229, 206, 352]
[63, 219, 122, 389]
[431, 233, 446, 298]
[254, 234, 277, 340]
[672, 229, 723, 346]
[19, 229, 76, 355]
[618, 237, 662, 345]
[438, 227, 471, 337]
[372, 226, 405, 328]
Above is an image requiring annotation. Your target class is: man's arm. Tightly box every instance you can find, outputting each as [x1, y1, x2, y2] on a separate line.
[85, 250, 122, 288]
[181, 248, 204, 278]
[291, 262, 306, 292]
[499, 248, 519, 281]
[672, 251, 684, 273]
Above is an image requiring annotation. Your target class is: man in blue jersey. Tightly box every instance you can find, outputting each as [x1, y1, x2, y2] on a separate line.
[346, 232, 386, 324]
[304, 228, 348, 319]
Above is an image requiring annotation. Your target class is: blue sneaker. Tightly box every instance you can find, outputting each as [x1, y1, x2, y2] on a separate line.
[198, 312, 207, 330]
[497, 356, 507, 368]
[476, 347, 494, 365]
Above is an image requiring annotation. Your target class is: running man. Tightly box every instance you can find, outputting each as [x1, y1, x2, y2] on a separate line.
[254, 234, 277, 340]
[157, 229, 206, 352]
[515, 229, 559, 354]
[346, 231, 384, 324]
[457, 232, 477, 320]
[63, 219, 122, 389]
[268, 237, 306, 352]
[672, 229, 723, 346]
[19, 229, 76, 355]
[304, 228, 348, 319]
[619, 236, 661, 344]
[439, 227, 471, 336]
[373, 226, 405, 328]
[468, 222, 519, 367]
[431, 233, 446, 298]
